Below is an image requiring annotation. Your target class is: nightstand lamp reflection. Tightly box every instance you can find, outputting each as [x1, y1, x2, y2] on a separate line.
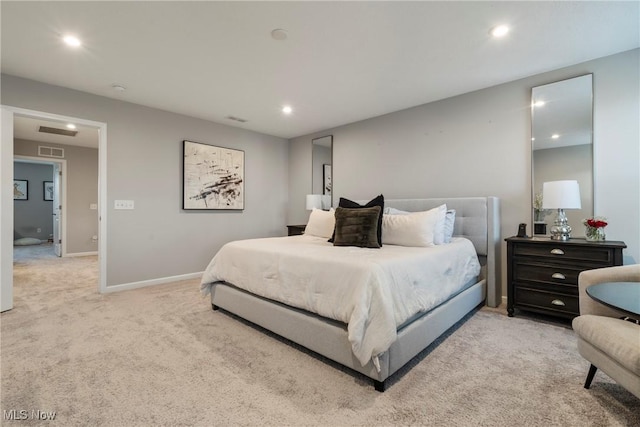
[306, 194, 331, 211]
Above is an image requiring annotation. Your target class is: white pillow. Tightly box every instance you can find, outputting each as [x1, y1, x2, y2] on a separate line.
[383, 204, 448, 245]
[304, 208, 335, 239]
[384, 207, 410, 215]
[444, 209, 456, 243]
[432, 204, 447, 245]
[382, 204, 446, 247]
[13, 237, 42, 246]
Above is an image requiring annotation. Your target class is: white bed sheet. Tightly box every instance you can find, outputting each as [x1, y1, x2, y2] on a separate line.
[201, 235, 480, 367]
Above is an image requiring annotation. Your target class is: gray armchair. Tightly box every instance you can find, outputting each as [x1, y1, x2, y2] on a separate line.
[572, 264, 640, 399]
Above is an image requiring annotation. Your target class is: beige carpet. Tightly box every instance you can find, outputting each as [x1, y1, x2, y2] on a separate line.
[2, 245, 639, 426]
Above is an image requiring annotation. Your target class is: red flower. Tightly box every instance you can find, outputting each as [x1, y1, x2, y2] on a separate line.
[586, 219, 607, 228]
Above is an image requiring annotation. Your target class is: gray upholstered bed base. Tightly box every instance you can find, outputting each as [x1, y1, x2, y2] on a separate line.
[209, 197, 501, 391]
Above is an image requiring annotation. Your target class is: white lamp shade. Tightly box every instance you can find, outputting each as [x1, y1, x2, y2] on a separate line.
[321, 195, 331, 210]
[306, 194, 323, 210]
[542, 180, 582, 209]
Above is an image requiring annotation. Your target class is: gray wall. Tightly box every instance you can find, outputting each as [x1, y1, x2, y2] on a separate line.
[289, 49, 640, 297]
[15, 139, 99, 254]
[2, 75, 289, 287]
[13, 162, 53, 241]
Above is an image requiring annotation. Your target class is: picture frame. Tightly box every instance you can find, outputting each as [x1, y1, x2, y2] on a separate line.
[182, 140, 245, 210]
[43, 181, 54, 201]
[14, 180, 28, 200]
[323, 164, 332, 196]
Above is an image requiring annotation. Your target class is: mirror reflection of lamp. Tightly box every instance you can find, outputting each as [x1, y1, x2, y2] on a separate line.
[542, 180, 582, 241]
[306, 194, 331, 211]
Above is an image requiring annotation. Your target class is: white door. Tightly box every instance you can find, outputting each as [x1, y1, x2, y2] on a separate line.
[53, 163, 62, 257]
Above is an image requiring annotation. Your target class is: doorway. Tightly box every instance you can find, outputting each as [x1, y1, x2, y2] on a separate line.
[13, 156, 66, 257]
[1, 106, 107, 312]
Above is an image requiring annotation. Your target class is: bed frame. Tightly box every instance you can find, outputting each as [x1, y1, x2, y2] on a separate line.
[210, 197, 501, 391]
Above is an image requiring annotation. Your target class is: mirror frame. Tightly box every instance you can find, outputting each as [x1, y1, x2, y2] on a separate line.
[530, 74, 594, 237]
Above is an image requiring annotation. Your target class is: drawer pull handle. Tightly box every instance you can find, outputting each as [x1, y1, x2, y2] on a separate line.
[550, 249, 565, 255]
[552, 273, 566, 280]
[551, 299, 566, 307]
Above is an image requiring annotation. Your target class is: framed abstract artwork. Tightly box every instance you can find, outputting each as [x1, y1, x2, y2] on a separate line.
[43, 181, 54, 201]
[14, 180, 28, 200]
[183, 140, 245, 210]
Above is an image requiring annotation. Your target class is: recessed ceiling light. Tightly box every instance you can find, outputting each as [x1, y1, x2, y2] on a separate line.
[490, 25, 509, 38]
[271, 29, 288, 41]
[282, 106, 293, 114]
[531, 137, 535, 141]
[551, 134, 560, 139]
[66, 124, 76, 130]
[111, 84, 126, 92]
[533, 100, 545, 107]
[62, 35, 82, 47]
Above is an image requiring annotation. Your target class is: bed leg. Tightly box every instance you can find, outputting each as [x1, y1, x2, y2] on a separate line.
[373, 380, 386, 392]
[212, 304, 219, 311]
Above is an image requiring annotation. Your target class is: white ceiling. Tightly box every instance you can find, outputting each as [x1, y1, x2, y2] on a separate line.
[13, 116, 99, 149]
[2, 1, 639, 140]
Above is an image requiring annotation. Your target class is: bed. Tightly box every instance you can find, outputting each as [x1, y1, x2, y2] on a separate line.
[201, 197, 501, 391]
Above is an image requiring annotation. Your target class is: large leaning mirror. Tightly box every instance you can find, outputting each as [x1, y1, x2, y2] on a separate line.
[312, 135, 332, 204]
[531, 74, 593, 237]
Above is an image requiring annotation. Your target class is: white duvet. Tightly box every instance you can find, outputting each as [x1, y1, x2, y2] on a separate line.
[200, 235, 480, 367]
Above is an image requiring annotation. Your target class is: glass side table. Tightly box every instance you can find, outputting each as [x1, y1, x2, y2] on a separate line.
[586, 282, 640, 317]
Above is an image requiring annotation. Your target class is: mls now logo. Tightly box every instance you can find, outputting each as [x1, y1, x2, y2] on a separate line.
[3, 410, 28, 420]
[3, 409, 56, 421]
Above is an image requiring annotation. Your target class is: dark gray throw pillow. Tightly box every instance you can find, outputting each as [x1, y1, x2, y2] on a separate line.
[333, 206, 381, 249]
[328, 194, 384, 245]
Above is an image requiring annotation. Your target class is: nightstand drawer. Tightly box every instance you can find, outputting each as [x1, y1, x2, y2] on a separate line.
[515, 287, 579, 317]
[514, 263, 582, 287]
[513, 243, 615, 264]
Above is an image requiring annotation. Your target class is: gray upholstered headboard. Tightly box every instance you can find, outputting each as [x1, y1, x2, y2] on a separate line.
[357, 197, 501, 308]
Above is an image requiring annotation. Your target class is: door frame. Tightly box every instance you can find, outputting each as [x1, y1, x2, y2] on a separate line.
[1, 105, 107, 311]
[14, 155, 68, 256]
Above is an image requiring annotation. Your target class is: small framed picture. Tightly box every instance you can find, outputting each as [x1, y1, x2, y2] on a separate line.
[43, 181, 54, 201]
[14, 180, 28, 200]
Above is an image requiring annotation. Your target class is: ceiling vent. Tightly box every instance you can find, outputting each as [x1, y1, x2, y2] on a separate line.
[225, 115, 248, 123]
[38, 146, 65, 158]
[39, 126, 78, 137]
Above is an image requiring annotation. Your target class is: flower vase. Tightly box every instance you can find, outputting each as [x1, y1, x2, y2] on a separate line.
[585, 226, 606, 242]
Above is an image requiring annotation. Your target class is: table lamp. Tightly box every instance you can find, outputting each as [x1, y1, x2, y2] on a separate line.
[306, 194, 322, 210]
[542, 180, 581, 241]
[306, 194, 331, 211]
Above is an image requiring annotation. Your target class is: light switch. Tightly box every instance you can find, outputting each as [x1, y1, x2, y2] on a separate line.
[90, 203, 98, 210]
[114, 200, 135, 210]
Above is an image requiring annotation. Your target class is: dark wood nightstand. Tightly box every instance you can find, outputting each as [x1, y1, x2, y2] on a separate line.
[505, 236, 626, 320]
[286, 224, 306, 236]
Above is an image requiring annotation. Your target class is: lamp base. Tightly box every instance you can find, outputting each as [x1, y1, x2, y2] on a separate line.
[549, 231, 571, 241]
[549, 208, 572, 241]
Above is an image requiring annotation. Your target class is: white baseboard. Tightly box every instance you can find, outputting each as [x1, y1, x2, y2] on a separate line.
[102, 271, 203, 293]
[64, 251, 98, 257]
